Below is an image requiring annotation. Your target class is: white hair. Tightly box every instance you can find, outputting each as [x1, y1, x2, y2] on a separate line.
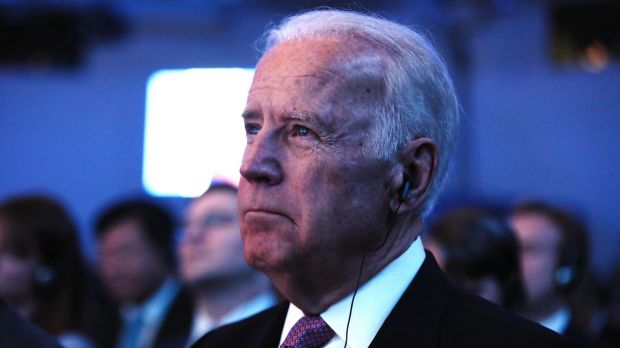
[261, 9, 460, 217]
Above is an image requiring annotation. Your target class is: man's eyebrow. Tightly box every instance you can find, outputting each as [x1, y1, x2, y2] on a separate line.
[285, 111, 334, 134]
[241, 110, 258, 120]
[283, 111, 322, 123]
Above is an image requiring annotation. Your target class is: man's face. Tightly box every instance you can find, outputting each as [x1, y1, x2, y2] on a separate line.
[238, 37, 395, 277]
[510, 213, 561, 306]
[424, 239, 502, 305]
[179, 190, 248, 285]
[98, 219, 168, 304]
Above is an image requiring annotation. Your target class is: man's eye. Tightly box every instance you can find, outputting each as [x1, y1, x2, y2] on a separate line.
[203, 214, 234, 228]
[292, 125, 312, 137]
[245, 123, 260, 135]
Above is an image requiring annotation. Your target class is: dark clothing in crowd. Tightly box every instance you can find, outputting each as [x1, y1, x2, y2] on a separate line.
[90, 287, 193, 348]
[0, 297, 61, 348]
[193, 253, 578, 348]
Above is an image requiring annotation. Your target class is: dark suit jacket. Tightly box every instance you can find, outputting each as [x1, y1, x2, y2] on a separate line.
[563, 315, 592, 344]
[0, 297, 62, 348]
[193, 253, 580, 347]
[92, 286, 193, 348]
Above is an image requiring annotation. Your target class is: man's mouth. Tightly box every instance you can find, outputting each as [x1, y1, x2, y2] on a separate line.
[243, 209, 297, 227]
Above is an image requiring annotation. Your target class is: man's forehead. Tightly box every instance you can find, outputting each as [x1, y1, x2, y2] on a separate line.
[515, 214, 562, 242]
[247, 38, 387, 122]
[256, 37, 387, 83]
[101, 219, 145, 245]
[191, 192, 236, 211]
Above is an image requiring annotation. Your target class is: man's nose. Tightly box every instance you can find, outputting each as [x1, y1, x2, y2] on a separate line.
[179, 227, 200, 245]
[239, 133, 283, 186]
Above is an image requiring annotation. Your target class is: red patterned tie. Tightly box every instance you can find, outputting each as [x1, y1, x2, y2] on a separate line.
[281, 315, 335, 348]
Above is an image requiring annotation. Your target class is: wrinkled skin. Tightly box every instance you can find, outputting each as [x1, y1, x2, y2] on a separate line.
[237, 37, 433, 313]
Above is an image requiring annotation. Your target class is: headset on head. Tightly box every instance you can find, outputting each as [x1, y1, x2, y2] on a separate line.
[514, 201, 588, 294]
[555, 236, 583, 293]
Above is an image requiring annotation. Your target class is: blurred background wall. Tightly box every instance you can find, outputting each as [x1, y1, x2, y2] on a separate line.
[1, 0, 618, 276]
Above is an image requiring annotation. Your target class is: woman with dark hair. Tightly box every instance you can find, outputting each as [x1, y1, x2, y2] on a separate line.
[425, 207, 525, 311]
[0, 194, 100, 348]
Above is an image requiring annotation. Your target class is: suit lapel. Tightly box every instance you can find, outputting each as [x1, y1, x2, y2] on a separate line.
[370, 252, 454, 348]
[154, 287, 193, 347]
[256, 302, 289, 348]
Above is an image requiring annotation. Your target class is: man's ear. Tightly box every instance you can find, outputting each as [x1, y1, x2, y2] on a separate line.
[389, 137, 439, 214]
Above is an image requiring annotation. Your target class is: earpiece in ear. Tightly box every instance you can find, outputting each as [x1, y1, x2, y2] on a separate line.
[399, 175, 411, 202]
[34, 266, 55, 285]
[555, 266, 574, 287]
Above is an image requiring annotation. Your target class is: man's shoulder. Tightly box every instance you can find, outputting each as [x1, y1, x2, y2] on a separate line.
[0, 299, 62, 348]
[155, 285, 194, 347]
[191, 302, 288, 348]
[442, 289, 580, 347]
[372, 253, 581, 347]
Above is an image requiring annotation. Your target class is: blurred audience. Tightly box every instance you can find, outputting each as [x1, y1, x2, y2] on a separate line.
[425, 207, 524, 310]
[178, 183, 277, 345]
[596, 266, 620, 347]
[93, 199, 192, 348]
[1, 296, 62, 348]
[510, 201, 591, 341]
[0, 195, 101, 348]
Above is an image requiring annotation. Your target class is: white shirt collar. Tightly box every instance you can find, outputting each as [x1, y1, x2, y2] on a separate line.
[119, 277, 180, 348]
[188, 291, 277, 344]
[280, 238, 426, 348]
[142, 278, 181, 324]
[538, 306, 572, 334]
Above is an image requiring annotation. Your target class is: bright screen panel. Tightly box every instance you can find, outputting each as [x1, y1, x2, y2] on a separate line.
[143, 68, 254, 197]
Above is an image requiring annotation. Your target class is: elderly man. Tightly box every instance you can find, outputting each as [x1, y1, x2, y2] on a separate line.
[194, 9, 576, 348]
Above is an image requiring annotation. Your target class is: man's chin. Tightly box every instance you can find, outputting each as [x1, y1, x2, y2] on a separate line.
[244, 251, 276, 272]
[244, 245, 292, 275]
[241, 223, 300, 274]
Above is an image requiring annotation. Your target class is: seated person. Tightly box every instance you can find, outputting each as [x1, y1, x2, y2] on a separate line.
[510, 200, 590, 341]
[93, 199, 192, 348]
[193, 9, 577, 348]
[0, 194, 101, 348]
[597, 267, 620, 347]
[425, 207, 524, 310]
[178, 183, 277, 344]
[1, 295, 62, 348]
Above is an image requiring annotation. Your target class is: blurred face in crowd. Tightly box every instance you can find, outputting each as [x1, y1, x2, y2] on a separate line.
[470, 278, 502, 304]
[511, 213, 561, 306]
[424, 239, 446, 269]
[98, 219, 168, 304]
[0, 218, 38, 304]
[238, 37, 394, 278]
[425, 239, 502, 305]
[179, 190, 249, 285]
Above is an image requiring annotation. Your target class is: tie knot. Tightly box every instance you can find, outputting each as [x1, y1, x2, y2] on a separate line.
[281, 315, 335, 348]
